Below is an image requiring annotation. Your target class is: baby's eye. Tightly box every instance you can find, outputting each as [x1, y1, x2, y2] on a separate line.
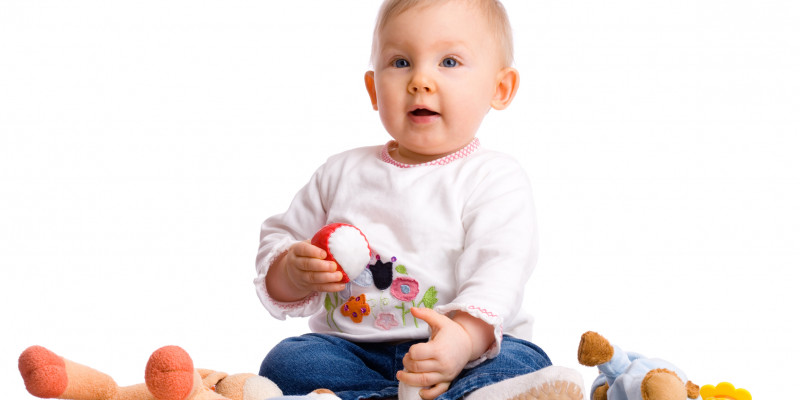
[441, 57, 459, 68]
[393, 58, 410, 68]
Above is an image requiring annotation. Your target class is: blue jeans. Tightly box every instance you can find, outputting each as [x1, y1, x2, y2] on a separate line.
[259, 333, 552, 400]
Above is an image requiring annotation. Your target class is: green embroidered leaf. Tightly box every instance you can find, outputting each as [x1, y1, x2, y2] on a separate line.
[324, 294, 333, 312]
[395, 265, 407, 274]
[421, 286, 438, 309]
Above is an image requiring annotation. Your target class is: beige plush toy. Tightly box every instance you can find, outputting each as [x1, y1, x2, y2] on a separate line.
[19, 344, 284, 400]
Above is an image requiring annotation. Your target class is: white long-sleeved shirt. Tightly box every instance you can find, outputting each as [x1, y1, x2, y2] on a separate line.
[254, 139, 538, 365]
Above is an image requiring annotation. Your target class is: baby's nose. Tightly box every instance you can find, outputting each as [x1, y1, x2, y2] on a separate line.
[407, 74, 436, 94]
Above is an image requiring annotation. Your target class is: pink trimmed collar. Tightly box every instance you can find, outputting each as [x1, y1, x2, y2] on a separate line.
[380, 138, 481, 168]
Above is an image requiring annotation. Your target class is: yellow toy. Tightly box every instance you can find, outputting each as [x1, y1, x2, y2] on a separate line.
[699, 382, 751, 400]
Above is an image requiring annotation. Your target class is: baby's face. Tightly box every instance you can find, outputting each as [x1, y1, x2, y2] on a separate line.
[367, 1, 511, 164]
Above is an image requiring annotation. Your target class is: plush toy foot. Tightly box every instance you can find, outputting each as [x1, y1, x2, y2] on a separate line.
[19, 346, 69, 398]
[640, 368, 686, 400]
[577, 331, 614, 367]
[19, 345, 119, 400]
[592, 382, 609, 400]
[145, 345, 197, 400]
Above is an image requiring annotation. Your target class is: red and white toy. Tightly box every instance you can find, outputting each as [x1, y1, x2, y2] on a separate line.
[311, 223, 371, 283]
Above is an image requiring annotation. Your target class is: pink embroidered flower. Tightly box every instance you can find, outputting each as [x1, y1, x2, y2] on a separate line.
[374, 312, 400, 330]
[390, 277, 420, 302]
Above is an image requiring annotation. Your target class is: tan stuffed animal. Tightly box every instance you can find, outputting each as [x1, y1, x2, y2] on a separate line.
[19, 344, 283, 400]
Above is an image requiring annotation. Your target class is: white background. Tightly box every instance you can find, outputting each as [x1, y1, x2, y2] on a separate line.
[2, 1, 798, 398]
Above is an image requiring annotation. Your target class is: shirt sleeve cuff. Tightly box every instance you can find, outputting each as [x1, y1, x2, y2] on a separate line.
[434, 303, 503, 368]
[254, 237, 323, 319]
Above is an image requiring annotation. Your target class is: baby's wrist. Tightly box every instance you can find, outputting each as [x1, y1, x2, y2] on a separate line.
[452, 311, 494, 361]
[267, 253, 312, 302]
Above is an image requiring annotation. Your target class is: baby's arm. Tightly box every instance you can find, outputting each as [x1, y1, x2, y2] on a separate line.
[255, 162, 335, 316]
[397, 156, 538, 398]
[266, 241, 346, 302]
[397, 308, 495, 399]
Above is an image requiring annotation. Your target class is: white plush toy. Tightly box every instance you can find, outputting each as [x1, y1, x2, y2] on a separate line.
[310, 223, 371, 283]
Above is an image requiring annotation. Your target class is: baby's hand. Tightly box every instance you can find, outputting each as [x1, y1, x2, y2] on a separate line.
[284, 241, 347, 293]
[397, 307, 473, 399]
[269, 241, 346, 301]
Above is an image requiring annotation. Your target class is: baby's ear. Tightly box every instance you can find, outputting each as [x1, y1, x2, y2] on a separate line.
[364, 71, 379, 111]
[490, 67, 520, 110]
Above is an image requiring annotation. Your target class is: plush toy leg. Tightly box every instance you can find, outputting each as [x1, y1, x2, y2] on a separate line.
[640, 369, 686, 400]
[147, 348, 282, 400]
[19, 345, 164, 400]
[592, 382, 609, 400]
[145, 346, 205, 400]
[19, 345, 130, 400]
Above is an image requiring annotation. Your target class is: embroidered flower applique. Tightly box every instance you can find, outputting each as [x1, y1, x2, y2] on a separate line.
[341, 294, 371, 323]
[386, 259, 439, 327]
[374, 312, 400, 330]
[390, 277, 420, 302]
[369, 255, 395, 290]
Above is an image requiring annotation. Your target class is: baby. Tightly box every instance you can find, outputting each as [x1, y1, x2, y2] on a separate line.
[255, 1, 583, 399]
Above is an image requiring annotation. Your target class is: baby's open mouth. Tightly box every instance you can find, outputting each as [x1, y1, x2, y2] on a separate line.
[410, 108, 439, 117]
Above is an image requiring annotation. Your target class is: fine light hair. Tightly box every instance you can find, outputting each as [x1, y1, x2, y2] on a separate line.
[370, 0, 514, 67]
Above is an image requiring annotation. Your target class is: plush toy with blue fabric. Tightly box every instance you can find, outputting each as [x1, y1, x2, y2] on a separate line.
[578, 331, 700, 400]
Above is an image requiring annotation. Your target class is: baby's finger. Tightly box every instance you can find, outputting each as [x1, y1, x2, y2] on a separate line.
[406, 342, 437, 363]
[396, 370, 445, 391]
[302, 270, 343, 285]
[420, 382, 450, 400]
[292, 240, 328, 259]
[295, 257, 337, 273]
[310, 282, 347, 293]
[402, 355, 439, 374]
